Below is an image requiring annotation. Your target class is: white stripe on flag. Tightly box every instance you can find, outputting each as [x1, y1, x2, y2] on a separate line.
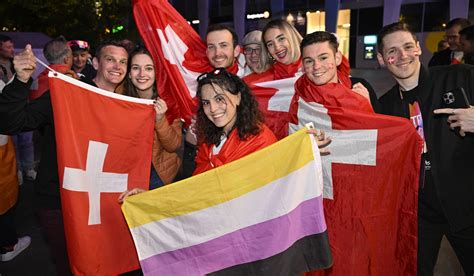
[131, 159, 323, 261]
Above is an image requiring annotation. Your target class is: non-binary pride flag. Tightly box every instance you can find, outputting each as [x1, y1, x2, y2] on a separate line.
[122, 129, 333, 275]
[49, 72, 155, 275]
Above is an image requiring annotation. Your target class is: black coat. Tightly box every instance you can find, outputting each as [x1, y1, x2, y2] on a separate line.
[428, 48, 452, 67]
[379, 64, 474, 232]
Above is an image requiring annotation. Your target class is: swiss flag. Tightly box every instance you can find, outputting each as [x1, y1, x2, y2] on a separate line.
[133, 0, 246, 126]
[290, 84, 423, 275]
[49, 72, 154, 275]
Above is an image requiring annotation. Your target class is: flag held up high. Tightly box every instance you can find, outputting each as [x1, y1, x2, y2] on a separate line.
[122, 129, 333, 275]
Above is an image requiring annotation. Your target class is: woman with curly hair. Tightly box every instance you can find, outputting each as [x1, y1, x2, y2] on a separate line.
[192, 68, 277, 175]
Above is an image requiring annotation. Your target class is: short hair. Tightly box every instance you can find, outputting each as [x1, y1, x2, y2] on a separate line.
[446, 18, 471, 30]
[196, 68, 264, 145]
[460, 25, 474, 42]
[300, 31, 339, 55]
[43, 36, 72, 64]
[94, 40, 128, 60]
[0, 34, 12, 47]
[206, 24, 238, 49]
[262, 19, 303, 64]
[377, 22, 418, 53]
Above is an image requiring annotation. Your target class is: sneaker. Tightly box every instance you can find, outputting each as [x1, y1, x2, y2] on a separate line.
[24, 168, 37, 181]
[0, 236, 31, 262]
[17, 169, 23, 186]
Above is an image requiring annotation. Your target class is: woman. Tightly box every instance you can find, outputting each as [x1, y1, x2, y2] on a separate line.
[192, 68, 277, 175]
[123, 47, 182, 189]
[118, 68, 330, 200]
[262, 19, 303, 79]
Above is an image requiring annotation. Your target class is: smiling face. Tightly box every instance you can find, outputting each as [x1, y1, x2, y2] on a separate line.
[93, 45, 128, 91]
[243, 44, 262, 71]
[377, 31, 421, 85]
[206, 30, 239, 69]
[302, 42, 341, 85]
[129, 53, 155, 93]
[200, 83, 241, 135]
[264, 27, 295, 65]
[72, 50, 89, 72]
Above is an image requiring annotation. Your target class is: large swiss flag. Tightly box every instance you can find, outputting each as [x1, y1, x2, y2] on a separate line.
[290, 83, 423, 276]
[49, 72, 154, 275]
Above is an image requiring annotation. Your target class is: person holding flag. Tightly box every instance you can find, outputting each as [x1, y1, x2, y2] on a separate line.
[122, 46, 182, 189]
[0, 39, 129, 275]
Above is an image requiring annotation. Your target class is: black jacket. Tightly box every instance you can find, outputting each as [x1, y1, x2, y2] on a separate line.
[379, 64, 474, 232]
[0, 77, 95, 209]
[428, 48, 452, 67]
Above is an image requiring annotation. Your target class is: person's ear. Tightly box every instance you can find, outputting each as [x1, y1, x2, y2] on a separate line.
[92, 57, 99, 70]
[416, 41, 422, 56]
[234, 45, 241, 58]
[236, 92, 241, 106]
[376, 52, 385, 67]
[335, 51, 342, 66]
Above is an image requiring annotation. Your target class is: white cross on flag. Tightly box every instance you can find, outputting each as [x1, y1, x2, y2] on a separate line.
[48, 72, 155, 275]
[289, 83, 423, 275]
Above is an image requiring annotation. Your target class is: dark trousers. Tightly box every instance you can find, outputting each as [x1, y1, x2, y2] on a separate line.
[418, 185, 474, 276]
[0, 205, 18, 252]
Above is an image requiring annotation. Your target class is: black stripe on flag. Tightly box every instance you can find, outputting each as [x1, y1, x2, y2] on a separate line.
[208, 231, 332, 276]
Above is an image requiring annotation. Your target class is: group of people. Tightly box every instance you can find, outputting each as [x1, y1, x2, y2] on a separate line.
[0, 15, 473, 276]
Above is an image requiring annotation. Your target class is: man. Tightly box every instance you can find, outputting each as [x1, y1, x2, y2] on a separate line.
[0, 40, 128, 275]
[68, 39, 97, 81]
[459, 25, 474, 65]
[242, 30, 271, 75]
[293, 31, 379, 111]
[376, 22, 474, 275]
[205, 24, 243, 75]
[428, 18, 471, 66]
[0, 34, 14, 84]
[30, 36, 75, 100]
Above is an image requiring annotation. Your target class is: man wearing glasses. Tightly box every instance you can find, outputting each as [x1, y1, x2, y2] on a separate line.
[242, 30, 271, 75]
[428, 18, 471, 67]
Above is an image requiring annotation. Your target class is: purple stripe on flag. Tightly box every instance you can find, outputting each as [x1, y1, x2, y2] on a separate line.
[140, 196, 326, 275]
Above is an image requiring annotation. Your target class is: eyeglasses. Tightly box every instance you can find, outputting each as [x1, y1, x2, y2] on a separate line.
[197, 68, 231, 82]
[243, 47, 262, 55]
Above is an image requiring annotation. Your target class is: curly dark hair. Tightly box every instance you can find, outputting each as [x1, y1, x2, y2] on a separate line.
[123, 46, 158, 99]
[195, 69, 264, 145]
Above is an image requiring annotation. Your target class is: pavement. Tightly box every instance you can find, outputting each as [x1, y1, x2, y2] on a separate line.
[0, 68, 464, 276]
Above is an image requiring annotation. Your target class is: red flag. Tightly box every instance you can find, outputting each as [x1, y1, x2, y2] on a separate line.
[49, 72, 154, 275]
[290, 87, 422, 275]
[133, 0, 246, 125]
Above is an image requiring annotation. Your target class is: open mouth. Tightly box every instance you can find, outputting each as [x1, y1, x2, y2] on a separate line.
[275, 49, 287, 60]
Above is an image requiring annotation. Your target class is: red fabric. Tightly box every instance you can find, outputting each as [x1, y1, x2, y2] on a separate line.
[273, 59, 302, 80]
[289, 74, 373, 125]
[292, 95, 422, 276]
[193, 124, 277, 175]
[29, 64, 76, 101]
[133, 0, 212, 125]
[49, 76, 154, 275]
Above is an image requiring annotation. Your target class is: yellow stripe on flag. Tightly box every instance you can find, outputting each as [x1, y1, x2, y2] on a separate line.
[122, 128, 316, 228]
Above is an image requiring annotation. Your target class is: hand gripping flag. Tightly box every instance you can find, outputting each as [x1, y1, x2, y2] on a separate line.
[48, 72, 155, 275]
[122, 129, 333, 275]
[290, 85, 423, 276]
